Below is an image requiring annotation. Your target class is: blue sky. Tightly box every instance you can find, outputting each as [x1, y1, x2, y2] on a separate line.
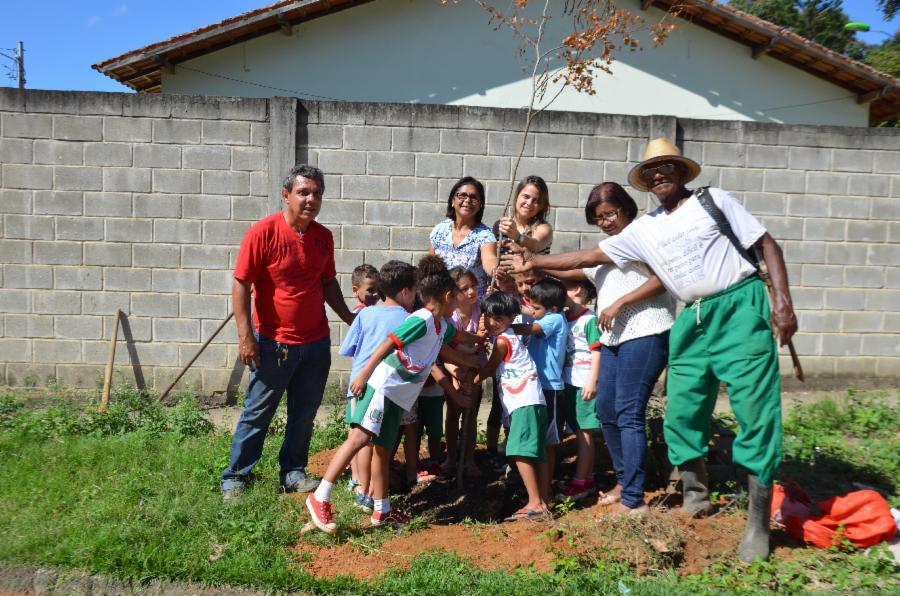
[1, 1, 897, 92]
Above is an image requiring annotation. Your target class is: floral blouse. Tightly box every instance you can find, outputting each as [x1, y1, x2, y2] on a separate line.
[429, 219, 497, 298]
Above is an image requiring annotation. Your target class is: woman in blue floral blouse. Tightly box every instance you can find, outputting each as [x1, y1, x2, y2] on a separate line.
[428, 176, 498, 299]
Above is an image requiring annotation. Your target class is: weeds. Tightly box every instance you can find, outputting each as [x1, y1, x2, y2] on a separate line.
[0, 387, 897, 593]
[683, 543, 899, 593]
[0, 385, 212, 440]
[780, 389, 899, 505]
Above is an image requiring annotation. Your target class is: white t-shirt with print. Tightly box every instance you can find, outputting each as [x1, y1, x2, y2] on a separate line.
[495, 329, 545, 416]
[599, 187, 766, 303]
[563, 308, 601, 387]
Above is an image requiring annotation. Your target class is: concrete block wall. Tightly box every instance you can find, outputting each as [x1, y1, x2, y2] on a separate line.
[298, 102, 900, 387]
[1, 89, 898, 394]
[1, 89, 269, 393]
[677, 120, 900, 382]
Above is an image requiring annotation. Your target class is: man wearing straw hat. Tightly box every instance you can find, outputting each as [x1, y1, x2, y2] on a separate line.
[502, 138, 797, 563]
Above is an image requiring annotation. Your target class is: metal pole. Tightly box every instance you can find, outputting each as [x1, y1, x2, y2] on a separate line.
[16, 41, 24, 89]
[159, 312, 234, 402]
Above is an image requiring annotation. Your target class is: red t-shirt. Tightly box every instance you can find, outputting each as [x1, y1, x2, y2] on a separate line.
[234, 213, 336, 344]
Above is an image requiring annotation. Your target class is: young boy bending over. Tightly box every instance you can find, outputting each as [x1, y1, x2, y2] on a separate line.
[307, 256, 478, 533]
[339, 260, 416, 512]
[475, 291, 549, 519]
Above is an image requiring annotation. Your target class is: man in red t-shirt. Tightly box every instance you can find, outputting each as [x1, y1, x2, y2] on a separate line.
[222, 164, 356, 500]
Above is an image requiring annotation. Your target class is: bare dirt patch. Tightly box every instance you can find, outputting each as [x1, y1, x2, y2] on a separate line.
[290, 494, 805, 581]
[292, 399, 844, 584]
[293, 438, 807, 582]
[295, 521, 559, 580]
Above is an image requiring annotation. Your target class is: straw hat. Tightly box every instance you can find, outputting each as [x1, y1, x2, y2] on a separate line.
[628, 138, 701, 192]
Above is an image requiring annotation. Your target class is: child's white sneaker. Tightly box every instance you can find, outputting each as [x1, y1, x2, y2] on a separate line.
[354, 492, 375, 512]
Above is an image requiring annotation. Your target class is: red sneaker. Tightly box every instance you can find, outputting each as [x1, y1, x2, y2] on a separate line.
[306, 494, 338, 534]
[370, 508, 411, 528]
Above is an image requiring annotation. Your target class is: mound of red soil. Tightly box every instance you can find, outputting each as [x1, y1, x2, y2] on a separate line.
[298, 437, 801, 581]
[291, 497, 801, 581]
[296, 521, 558, 580]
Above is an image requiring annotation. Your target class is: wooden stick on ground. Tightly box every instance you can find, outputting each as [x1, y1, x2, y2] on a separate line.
[159, 312, 234, 402]
[456, 406, 473, 492]
[754, 247, 805, 382]
[99, 309, 123, 413]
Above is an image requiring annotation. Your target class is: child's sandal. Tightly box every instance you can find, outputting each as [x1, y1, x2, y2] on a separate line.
[416, 469, 437, 483]
[505, 507, 544, 521]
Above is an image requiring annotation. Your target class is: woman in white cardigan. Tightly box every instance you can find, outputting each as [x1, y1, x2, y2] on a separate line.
[531, 182, 675, 516]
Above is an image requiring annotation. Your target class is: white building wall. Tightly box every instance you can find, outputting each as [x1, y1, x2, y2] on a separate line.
[162, 0, 869, 127]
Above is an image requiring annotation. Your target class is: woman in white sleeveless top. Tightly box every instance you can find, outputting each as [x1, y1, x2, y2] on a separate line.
[533, 182, 675, 516]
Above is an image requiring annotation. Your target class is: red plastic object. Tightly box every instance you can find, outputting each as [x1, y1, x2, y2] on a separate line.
[771, 480, 897, 549]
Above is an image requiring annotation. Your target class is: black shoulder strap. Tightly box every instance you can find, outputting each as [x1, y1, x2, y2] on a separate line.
[693, 186, 758, 269]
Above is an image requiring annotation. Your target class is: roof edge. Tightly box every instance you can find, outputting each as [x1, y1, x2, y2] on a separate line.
[687, 0, 898, 90]
[91, 0, 899, 122]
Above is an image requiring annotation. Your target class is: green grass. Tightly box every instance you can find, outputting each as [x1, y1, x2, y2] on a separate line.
[781, 389, 900, 506]
[0, 386, 897, 594]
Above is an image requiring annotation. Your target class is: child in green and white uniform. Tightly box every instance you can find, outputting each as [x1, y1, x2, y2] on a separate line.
[307, 256, 479, 534]
[475, 291, 549, 520]
[339, 260, 417, 512]
[560, 279, 602, 501]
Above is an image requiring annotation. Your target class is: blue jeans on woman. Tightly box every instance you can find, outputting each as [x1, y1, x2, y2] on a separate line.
[596, 332, 669, 509]
[221, 334, 331, 492]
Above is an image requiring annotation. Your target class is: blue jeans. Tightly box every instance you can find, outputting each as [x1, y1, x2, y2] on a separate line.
[596, 332, 668, 508]
[221, 334, 331, 490]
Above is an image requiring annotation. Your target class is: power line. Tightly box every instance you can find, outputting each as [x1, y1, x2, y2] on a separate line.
[175, 64, 341, 101]
[176, 61, 857, 119]
[691, 93, 857, 119]
[0, 41, 25, 89]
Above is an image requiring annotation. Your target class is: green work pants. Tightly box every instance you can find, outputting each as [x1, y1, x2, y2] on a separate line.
[664, 276, 782, 486]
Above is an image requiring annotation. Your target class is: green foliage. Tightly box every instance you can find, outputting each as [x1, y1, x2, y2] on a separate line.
[867, 46, 900, 77]
[683, 544, 899, 593]
[869, 32, 900, 128]
[865, 31, 900, 78]
[309, 385, 349, 454]
[554, 496, 577, 515]
[729, 0, 858, 55]
[0, 387, 357, 592]
[878, 0, 899, 20]
[0, 386, 213, 441]
[0, 430, 327, 591]
[373, 551, 675, 595]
